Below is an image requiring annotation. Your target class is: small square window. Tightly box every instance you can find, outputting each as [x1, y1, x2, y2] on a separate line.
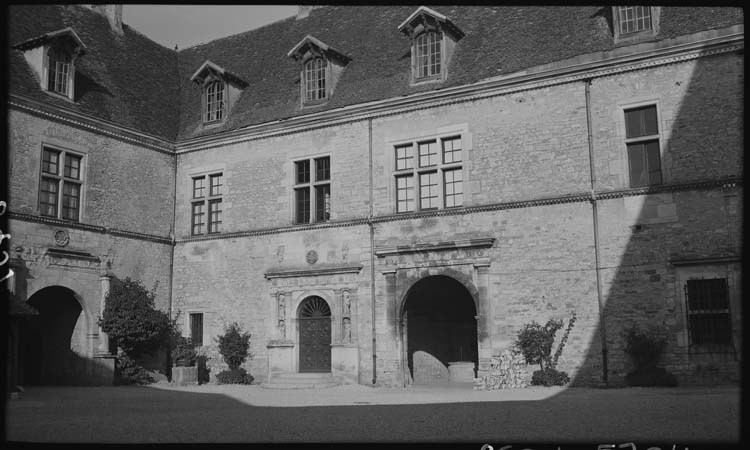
[396, 144, 414, 171]
[418, 141, 438, 167]
[209, 174, 222, 196]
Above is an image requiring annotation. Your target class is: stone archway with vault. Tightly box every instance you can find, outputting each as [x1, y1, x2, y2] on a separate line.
[376, 237, 495, 387]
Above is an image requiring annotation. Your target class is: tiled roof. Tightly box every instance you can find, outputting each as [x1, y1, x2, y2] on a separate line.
[8, 5, 743, 143]
[8, 4, 180, 141]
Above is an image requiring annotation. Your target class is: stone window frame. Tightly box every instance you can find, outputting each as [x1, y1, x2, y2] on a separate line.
[190, 170, 224, 236]
[673, 262, 741, 358]
[392, 134, 464, 213]
[613, 6, 660, 44]
[619, 99, 666, 189]
[38, 143, 86, 222]
[292, 155, 331, 224]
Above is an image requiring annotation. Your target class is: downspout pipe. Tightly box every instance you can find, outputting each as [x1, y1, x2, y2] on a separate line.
[368, 118, 377, 385]
[584, 78, 608, 386]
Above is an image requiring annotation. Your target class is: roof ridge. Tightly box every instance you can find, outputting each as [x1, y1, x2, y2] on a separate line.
[179, 13, 297, 52]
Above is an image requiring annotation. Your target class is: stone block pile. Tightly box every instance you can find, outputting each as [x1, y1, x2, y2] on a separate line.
[474, 348, 529, 390]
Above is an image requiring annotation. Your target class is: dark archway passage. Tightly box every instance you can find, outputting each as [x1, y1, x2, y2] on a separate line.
[298, 296, 331, 373]
[20, 286, 85, 385]
[404, 276, 478, 384]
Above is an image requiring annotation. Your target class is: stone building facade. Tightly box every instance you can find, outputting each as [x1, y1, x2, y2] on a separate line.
[5, 5, 743, 387]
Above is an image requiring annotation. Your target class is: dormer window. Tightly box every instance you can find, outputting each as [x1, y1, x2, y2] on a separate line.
[46, 46, 72, 96]
[415, 31, 442, 80]
[13, 27, 86, 102]
[190, 60, 248, 126]
[613, 6, 659, 43]
[204, 80, 226, 123]
[288, 35, 350, 107]
[304, 57, 327, 102]
[398, 7, 464, 85]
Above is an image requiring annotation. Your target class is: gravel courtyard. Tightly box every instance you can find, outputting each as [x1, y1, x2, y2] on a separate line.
[5, 383, 740, 444]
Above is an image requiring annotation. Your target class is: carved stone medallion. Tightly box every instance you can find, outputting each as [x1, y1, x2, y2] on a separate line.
[54, 229, 70, 247]
[306, 250, 318, 265]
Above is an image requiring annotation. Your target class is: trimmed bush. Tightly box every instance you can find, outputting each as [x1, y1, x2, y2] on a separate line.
[531, 368, 571, 387]
[216, 367, 254, 385]
[197, 354, 211, 385]
[116, 354, 154, 385]
[623, 323, 677, 387]
[217, 322, 252, 371]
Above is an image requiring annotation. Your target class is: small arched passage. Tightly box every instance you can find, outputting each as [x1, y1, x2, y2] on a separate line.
[20, 286, 88, 385]
[401, 275, 478, 384]
[297, 296, 332, 373]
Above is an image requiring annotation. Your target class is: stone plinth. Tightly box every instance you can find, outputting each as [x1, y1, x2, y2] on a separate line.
[172, 366, 197, 385]
[448, 361, 475, 382]
[267, 341, 294, 382]
[332, 343, 359, 384]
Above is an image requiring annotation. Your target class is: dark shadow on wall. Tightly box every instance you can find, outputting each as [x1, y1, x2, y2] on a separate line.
[569, 49, 743, 388]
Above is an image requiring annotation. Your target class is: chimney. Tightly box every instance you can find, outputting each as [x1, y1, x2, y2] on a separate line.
[296, 5, 323, 20]
[90, 4, 123, 34]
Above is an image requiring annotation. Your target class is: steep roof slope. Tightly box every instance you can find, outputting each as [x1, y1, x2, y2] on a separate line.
[175, 5, 743, 141]
[8, 4, 180, 141]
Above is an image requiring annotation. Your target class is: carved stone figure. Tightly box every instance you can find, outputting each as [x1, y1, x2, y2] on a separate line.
[343, 317, 351, 342]
[343, 290, 351, 316]
[278, 319, 286, 339]
[278, 293, 285, 319]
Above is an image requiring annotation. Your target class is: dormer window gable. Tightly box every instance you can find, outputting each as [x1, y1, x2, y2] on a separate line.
[13, 27, 86, 101]
[287, 35, 351, 107]
[398, 6, 464, 85]
[190, 60, 248, 125]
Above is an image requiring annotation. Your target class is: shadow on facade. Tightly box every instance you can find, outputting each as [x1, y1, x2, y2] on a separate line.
[568, 49, 742, 387]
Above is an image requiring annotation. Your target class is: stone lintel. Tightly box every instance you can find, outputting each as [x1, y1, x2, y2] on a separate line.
[264, 264, 364, 279]
[267, 340, 294, 348]
[374, 237, 495, 257]
[45, 247, 100, 262]
[668, 255, 741, 266]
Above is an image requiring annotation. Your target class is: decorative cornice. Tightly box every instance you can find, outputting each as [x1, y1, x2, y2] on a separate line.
[375, 238, 495, 257]
[264, 264, 364, 279]
[8, 212, 173, 245]
[175, 27, 743, 154]
[173, 176, 741, 244]
[9, 94, 175, 155]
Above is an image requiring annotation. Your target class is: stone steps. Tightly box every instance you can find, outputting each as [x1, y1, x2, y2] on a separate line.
[261, 372, 340, 389]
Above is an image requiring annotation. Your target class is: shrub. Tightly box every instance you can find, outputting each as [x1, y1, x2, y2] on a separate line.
[116, 354, 154, 385]
[172, 336, 197, 367]
[623, 323, 667, 369]
[623, 323, 677, 387]
[217, 322, 252, 371]
[100, 277, 174, 385]
[215, 367, 254, 385]
[515, 312, 576, 387]
[531, 368, 571, 387]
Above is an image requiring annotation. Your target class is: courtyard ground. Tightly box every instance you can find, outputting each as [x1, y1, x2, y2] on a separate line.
[4, 382, 740, 445]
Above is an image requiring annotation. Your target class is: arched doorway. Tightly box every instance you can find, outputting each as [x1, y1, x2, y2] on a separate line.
[20, 286, 88, 385]
[402, 275, 478, 384]
[298, 296, 331, 373]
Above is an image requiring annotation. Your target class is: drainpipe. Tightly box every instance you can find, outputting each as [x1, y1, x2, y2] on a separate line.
[167, 142, 178, 377]
[368, 117, 377, 385]
[584, 78, 608, 386]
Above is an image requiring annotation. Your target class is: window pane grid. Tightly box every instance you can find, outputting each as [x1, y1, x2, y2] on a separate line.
[205, 81, 225, 122]
[396, 175, 415, 213]
[619, 6, 651, 34]
[190, 313, 203, 346]
[396, 144, 414, 170]
[61, 182, 80, 221]
[193, 177, 205, 199]
[295, 187, 311, 224]
[419, 172, 439, 210]
[685, 279, 733, 351]
[625, 106, 662, 188]
[208, 200, 222, 234]
[47, 47, 70, 96]
[40, 177, 59, 217]
[444, 169, 463, 208]
[64, 154, 81, 179]
[418, 141, 438, 167]
[191, 203, 205, 235]
[315, 184, 331, 222]
[296, 160, 310, 184]
[442, 137, 462, 164]
[416, 32, 441, 79]
[209, 174, 222, 196]
[315, 157, 330, 181]
[305, 58, 326, 102]
[43, 149, 60, 175]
